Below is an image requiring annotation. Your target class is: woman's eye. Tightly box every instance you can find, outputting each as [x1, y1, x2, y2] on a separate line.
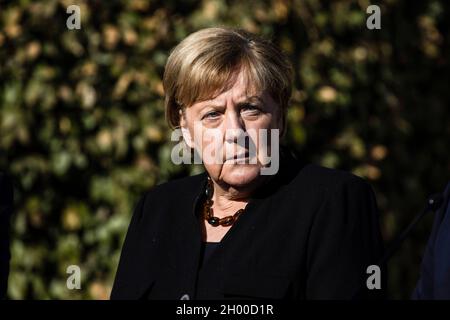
[203, 111, 221, 120]
[241, 104, 261, 114]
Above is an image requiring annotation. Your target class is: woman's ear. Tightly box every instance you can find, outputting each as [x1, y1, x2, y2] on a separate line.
[179, 109, 194, 149]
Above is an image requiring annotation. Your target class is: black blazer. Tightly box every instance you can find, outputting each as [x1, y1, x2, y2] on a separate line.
[0, 173, 13, 300]
[111, 148, 385, 300]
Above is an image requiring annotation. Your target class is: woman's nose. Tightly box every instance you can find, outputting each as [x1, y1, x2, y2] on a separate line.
[224, 111, 246, 143]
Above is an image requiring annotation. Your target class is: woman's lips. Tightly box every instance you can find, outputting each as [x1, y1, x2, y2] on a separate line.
[225, 152, 250, 161]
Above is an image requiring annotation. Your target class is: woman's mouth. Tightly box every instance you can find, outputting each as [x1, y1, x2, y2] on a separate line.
[225, 151, 250, 162]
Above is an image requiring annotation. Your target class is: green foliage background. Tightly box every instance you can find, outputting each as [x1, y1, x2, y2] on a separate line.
[0, 0, 449, 299]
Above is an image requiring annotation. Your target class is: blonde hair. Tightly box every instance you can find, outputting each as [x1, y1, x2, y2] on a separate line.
[163, 27, 293, 132]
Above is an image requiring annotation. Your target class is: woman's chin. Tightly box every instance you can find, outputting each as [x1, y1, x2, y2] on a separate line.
[220, 164, 262, 187]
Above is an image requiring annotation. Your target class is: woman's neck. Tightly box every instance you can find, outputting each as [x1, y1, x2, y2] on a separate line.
[209, 175, 274, 217]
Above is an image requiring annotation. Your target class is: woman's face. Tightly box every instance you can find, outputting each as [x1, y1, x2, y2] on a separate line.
[180, 70, 283, 192]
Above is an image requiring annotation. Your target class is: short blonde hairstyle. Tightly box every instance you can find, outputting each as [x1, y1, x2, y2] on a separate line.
[163, 27, 293, 132]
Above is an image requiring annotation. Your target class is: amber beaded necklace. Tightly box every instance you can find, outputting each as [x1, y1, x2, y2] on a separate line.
[203, 176, 245, 227]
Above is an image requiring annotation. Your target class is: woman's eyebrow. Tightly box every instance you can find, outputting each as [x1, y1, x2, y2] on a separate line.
[236, 95, 264, 105]
[201, 103, 226, 109]
[199, 95, 264, 110]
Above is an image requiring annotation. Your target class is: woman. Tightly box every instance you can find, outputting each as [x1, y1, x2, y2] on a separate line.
[111, 27, 385, 300]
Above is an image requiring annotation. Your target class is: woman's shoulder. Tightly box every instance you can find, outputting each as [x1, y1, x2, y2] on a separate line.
[289, 162, 374, 198]
[128, 172, 208, 224]
[279, 147, 371, 193]
[300, 163, 369, 185]
[138, 171, 207, 206]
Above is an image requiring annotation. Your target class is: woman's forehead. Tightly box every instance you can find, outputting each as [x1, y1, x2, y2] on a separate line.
[180, 66, 265, 106]
[193, 72, 265, 104]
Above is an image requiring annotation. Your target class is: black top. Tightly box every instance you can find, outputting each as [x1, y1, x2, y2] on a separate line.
[111, 146, 385, 300]
[199, 242, 220, 269]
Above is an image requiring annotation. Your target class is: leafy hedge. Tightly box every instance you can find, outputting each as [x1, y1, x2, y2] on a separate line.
[1, 0, 449, 299]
